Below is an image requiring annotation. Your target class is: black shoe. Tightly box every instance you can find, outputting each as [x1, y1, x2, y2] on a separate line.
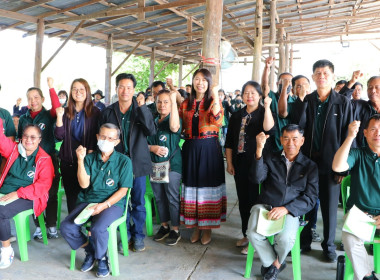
[261, 262, 286, 277]
[363, 271, 379, 280]
[80, 251, 96, 272]
[263, 264, 280, 280]
[323, 250, 337, 262]
[300, 245, 311, 254]
[165, 230, 181, 246]
[153, 226, 170, 241]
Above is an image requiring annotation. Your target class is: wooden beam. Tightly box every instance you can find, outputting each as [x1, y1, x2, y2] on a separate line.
[269, 0, 277, 91]
[138, 0, 146, 20]
[34, 19, 44, 88]
[114, 31, 203, 40]
[187, 16, 192, 41]
[283, 12, 380, 23]
[112, 39, 144, 76]
[47, 0, 206, 24]
[278, 27, 285, 75]
[252, 0, 263, 81]
[149, 47, 156, 85]
[105, 34, 113, 105]
[42, 20, 85, 72]
[182, 62, 200, 81]
[0, 9, 37, 23]
[370, 41, 380, 52]
[154, 50, 180, 78]
[289, 43, 294, 73]
[223, 12, 254, 49]
[285, 42, 289, 72]
[178, 58, 183, 87]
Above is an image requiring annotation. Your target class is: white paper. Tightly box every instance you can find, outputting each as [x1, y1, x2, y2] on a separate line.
[256, 208, 286, 237]
[74, 203, 97, 225]
[342, 205, 376, 242]
[0, 193, 18, 206]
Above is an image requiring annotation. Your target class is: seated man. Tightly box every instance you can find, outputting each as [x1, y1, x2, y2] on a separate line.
[332, 115, 380, 280]
[0, 120, 54, 269]
[60, 123, 133, 278]
[247, 124, 318, 280]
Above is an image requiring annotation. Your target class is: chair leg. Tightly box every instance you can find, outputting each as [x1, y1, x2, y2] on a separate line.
[108, 228, 120, 277]
[38, 215, 48, 245]
[57, 190, 63, 230]
[244, 242, 255, 278]
[291, 228, 303, 280]
[344, 253, 354, 280]
[14, 213, 30, 262]
[374, 241, 380, 274]
[119, 222, 129, 257]
[145, 195, 153, 237]
[70, 249, 76, 270]
[153, 198, 160, 225]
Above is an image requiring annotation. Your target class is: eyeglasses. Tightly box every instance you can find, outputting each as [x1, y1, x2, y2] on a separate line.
[98, 135, 118, 141]
[71, 88, 86, 93]
[22, 134, 41, 141]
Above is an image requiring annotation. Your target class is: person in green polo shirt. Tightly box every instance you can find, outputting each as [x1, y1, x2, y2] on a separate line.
[333, 115, 380, 280]
[148, 89, 182, 246]
[60, 123, 133, 278]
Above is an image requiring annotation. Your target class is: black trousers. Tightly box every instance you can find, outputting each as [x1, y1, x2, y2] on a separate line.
[60, 161, 81, 214]
[301, 173, 340, 252]
[233, 153, 259, 237]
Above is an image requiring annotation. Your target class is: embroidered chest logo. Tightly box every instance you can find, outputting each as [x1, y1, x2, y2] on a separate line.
[106, 178, 115, 187]
[159, 135, 167, 142]
[27, 171, 35, 179]
[38, 123, 46, 130]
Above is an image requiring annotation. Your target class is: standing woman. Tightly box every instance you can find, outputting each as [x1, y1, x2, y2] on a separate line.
[179, 68, 225, 245]
[54, 78, 100, 214]
[225, 81, 274, 254]
[148, 89, 182, 246]
[17, 77, 61, 239]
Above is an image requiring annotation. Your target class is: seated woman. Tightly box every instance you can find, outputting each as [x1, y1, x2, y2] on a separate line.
[148, 89, 182, 246]
[60, 123, 133, 278]
[0, 120, 54, 269]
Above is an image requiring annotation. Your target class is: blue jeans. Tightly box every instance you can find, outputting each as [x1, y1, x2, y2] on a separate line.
[127, 176, 146, 241]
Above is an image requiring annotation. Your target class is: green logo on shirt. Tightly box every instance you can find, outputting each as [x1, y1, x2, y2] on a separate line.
[27, 171, 35, 178]
[38, 123, 46, 130]
[106, 178, 115, 187]
[159, 135, 167, 142]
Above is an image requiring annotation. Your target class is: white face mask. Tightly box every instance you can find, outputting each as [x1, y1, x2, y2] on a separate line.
[146, 101, 153, 106]
[18, 142, 28, 161]
[59, 98, 66, 105]
[97, 139, 115, 153]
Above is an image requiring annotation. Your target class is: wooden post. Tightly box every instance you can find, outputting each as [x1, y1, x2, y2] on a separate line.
[178, 58, 183, 87]
[149, 47, 155, 86]
[201, 0, 223, 85]
[105, 34, 113, 105]
[34, 19, 44, 88]
[269, 0, 277, 91]
[252, 0, 263, 81]
[289, 43, 294, 73]
[285, 42, 290, 72]
[278, 27, 285, 77]
[138, 0, 145, 20]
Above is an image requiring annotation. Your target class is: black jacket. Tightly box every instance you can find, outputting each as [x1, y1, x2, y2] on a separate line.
[294, 89, 353, 174]
[251, 151, 319, 217]
[99, 99, 157, 177]
[352, 99, 377, 147]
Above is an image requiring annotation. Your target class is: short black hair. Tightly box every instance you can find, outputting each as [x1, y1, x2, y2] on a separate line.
[185, 84, 191, 88]
[291, 75, 310, 88]
[281, 124, 304, 136]
[335, 80, 347, 86]
[22, 123, 42, 138]
[367, 76, 380, 87]
[115, 73, 137, 88]
[178, 88, 187, 98]
[312, 59, 334, 73]
[241, 80, 263, 97]
[351, 82, 363, 90]
[365, 114, 380, 129]
[151, 81, 165, 90]
[278, 72, 293, 82]
[218, 89, 225, 94]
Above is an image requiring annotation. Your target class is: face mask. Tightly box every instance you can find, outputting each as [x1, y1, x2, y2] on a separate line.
[278, 84, 292, 94]
[146, 101, 153, 106]
[97, 139, 115, 153]
[18, 142, 28, 161]
[59, 98, 66, 105]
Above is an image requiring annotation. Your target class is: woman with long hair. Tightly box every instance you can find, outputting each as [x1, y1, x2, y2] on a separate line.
[54, 78, 100, 214]
[179, 68, 225, 245]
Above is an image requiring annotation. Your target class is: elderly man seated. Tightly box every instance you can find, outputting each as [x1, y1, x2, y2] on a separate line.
[332, 115, 380, 280]
[247, 124, 318, 280]
[0, 120, 54, 269]
[60, 123, 133, 278]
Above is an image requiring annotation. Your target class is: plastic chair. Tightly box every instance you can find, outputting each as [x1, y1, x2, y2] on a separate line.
[56, 176, 65, 229]
[341, 175, 380, 279]
[70, 189, 131, 277]
[13, 209, 48, 261]
[144, 176, 160, 237]
[244, 221, 304, 280]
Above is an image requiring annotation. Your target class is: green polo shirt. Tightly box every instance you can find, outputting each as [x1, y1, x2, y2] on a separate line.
[0, 108, 16, 138]
[312, 95, 330, 153]
[121, 106, 132, 155]
[0, 148, 38, 194]
[18, 108, 56, 155]
[147, 103, 159, 119]
[148, 115, 182, 174]
[77, 150, 133, 209]
[346, 146, 380, 215]
[268, 90, 297, 152]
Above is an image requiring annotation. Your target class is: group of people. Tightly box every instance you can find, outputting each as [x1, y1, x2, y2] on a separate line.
[0, 57, 378, 280]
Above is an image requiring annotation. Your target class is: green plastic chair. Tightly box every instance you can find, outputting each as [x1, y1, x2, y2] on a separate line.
[70, 189, 131, 277]
[56, 176, 65, 229]
[145, 176, 160, 237]
[341, 175, 380, 280]
[13, 209, 48, 261]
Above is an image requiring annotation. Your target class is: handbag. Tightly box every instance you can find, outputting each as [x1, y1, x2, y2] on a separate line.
[150, 147, 179, 183]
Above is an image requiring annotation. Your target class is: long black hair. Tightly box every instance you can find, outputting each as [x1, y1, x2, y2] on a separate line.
[187, 68, 213, 111]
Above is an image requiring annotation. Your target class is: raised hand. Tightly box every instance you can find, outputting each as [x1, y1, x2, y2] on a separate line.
[256, 132, 269, 150]
[76, 145, 87, 161]
[47, 77, 54, 89]
[348, 120, 360, 138]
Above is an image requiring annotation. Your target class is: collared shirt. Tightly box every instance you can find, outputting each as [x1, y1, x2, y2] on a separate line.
[313, 95, 330, 153]
[78, 150, 133, 209]
[70, 109, 84, 143]
[346, 146, 380, 216]
[121, 106, 132, 155]
[0, 148, 38, 194]
[281, 150, 295, 176]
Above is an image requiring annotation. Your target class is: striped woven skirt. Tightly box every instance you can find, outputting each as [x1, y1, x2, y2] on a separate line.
[180, 137, 227, 229]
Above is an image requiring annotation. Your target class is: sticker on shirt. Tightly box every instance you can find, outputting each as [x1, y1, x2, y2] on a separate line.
[106, 178, 115, 187]
[159, 135, 167, 142]
[27, 170, 35, 179]
[38, 123, 46, 130]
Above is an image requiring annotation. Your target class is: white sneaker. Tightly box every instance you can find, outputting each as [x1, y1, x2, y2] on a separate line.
[0, 247, 14, 269]
[33, 227, 42, 240]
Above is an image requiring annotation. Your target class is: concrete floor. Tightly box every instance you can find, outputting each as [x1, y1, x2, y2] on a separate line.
[0, 171, 377, 280]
